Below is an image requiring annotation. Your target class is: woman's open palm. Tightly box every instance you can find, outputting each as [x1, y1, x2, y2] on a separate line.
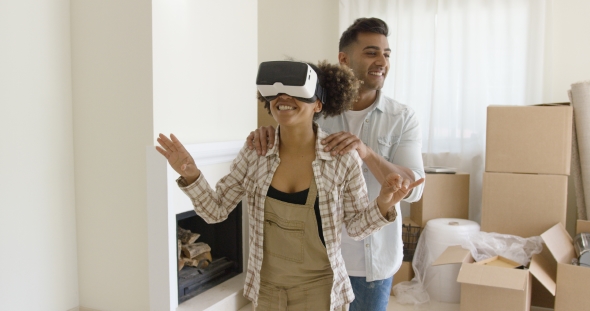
[156, 133, 200, 182]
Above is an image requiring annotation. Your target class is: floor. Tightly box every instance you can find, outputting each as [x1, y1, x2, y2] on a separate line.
[385, 300, 551, 311]
[237, 299, 554, 311]
[237, 301, 461, 311]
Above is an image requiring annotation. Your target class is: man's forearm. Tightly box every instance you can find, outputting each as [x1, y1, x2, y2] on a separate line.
[363, 147, 415, 185]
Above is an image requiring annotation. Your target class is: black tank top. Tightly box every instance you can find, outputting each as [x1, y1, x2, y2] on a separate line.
[266, 186, 325, 246]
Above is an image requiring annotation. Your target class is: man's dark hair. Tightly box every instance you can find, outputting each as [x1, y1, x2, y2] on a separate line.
[339, 17, 389, 52]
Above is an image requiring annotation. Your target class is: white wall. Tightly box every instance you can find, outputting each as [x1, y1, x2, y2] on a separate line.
[71, 1, 153, 310]
[544, 0, 590, 102]
[542, 0, 590, 236]
[153, 1, 258, 143]
[0, 1, 79, 310]
[150, 1, 257, 309]
[257, 0, 340, 126]
[72, 0, 258, 310]
[258, 0, 339, 64]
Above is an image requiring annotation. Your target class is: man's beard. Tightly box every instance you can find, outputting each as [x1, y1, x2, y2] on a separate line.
[360, 78, 384, 91]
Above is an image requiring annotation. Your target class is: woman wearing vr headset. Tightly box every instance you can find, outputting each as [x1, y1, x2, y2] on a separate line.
[156, 60, 423, 311]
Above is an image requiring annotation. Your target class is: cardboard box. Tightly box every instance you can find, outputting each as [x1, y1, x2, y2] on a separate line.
[410, 173, 469, 226]
[481, 172, 568, 238]
[475, 255, 522, 268]
[458, 265, 532, 311]
[529, 220, 590, 311]
[531, 267, 556, 308]
[390, 261, 415, 296]
[433, 245, 532, 311]
[578, 219, 590, 233]
[485, 104, 572, 175]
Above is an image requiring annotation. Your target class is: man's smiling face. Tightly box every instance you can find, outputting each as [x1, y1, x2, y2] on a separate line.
[341, 32, 390, 92]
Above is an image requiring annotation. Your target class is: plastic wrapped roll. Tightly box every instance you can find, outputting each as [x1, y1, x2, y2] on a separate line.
[422, 218, 480, 303]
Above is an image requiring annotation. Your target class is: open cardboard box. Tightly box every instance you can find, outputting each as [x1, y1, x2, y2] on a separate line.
[475, 255, 522, 269]
[529, 220, 590, 311]
[433, 245, 532, 311]
[433, 222, 590, 311]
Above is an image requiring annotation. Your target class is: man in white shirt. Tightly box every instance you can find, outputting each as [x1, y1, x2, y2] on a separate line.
[248, 18, 425, 311]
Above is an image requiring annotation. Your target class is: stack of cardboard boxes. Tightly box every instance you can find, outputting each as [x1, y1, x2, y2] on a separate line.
[482, 104, 573, 310]
[482, 105, 572, 238]
[391, 104, 589, 310]
[431, 104, 581, 311]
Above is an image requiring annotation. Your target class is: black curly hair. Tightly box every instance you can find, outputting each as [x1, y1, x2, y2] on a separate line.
[339, 17, 389, 52]
[257, 60, 360, 120]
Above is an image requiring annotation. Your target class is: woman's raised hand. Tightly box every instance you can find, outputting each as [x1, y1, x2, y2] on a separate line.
[156, 133, 200, 184]
[376, 174, 425, 217]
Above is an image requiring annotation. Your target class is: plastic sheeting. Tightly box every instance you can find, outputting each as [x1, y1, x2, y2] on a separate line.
[460, 231, 543, 266]
[393, 218, 480, 305]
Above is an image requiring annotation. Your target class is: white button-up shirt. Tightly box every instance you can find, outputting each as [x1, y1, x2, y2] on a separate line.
[317, 91, 425, 281]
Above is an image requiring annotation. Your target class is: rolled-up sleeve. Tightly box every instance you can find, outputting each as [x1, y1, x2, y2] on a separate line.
[178, 144, 250, 224]
[395, 109, 425, 203]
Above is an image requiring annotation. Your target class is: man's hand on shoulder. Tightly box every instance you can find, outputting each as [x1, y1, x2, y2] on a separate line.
[321, 131, 369, 159]
[247, 125, 276, 156]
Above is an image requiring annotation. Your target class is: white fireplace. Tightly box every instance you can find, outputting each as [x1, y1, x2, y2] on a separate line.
[146, 140, 250, 311]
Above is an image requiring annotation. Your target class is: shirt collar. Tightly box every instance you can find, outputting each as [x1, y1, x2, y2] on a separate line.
[373, 90, 386, 113]
[265, 122, 334, 161]
[315, 124, 333, 161]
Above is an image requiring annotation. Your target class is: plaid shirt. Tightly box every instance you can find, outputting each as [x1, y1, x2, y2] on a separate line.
[178, 125, 396, 310]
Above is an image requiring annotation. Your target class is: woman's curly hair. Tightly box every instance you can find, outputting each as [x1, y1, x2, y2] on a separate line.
[257, 60, 360, 120]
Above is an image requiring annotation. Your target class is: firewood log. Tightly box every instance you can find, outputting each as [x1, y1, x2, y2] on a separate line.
[181, 242, 211, 258]
[177, 227, 200, 244]
[184, 251, 212, 269]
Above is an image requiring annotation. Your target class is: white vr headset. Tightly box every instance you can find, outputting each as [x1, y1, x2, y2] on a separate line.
[256, 61, 325, 103]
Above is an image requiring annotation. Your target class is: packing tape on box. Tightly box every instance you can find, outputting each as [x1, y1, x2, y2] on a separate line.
[422, 218, 480, 303]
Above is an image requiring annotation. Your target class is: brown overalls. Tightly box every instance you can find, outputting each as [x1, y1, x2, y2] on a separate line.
[255, 179, 336, 311]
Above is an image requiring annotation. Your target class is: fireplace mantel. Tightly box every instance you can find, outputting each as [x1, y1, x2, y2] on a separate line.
[146, 140, 250, 311]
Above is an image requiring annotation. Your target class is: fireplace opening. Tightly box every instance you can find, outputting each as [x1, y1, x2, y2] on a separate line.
[176, 202, 243, 304]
